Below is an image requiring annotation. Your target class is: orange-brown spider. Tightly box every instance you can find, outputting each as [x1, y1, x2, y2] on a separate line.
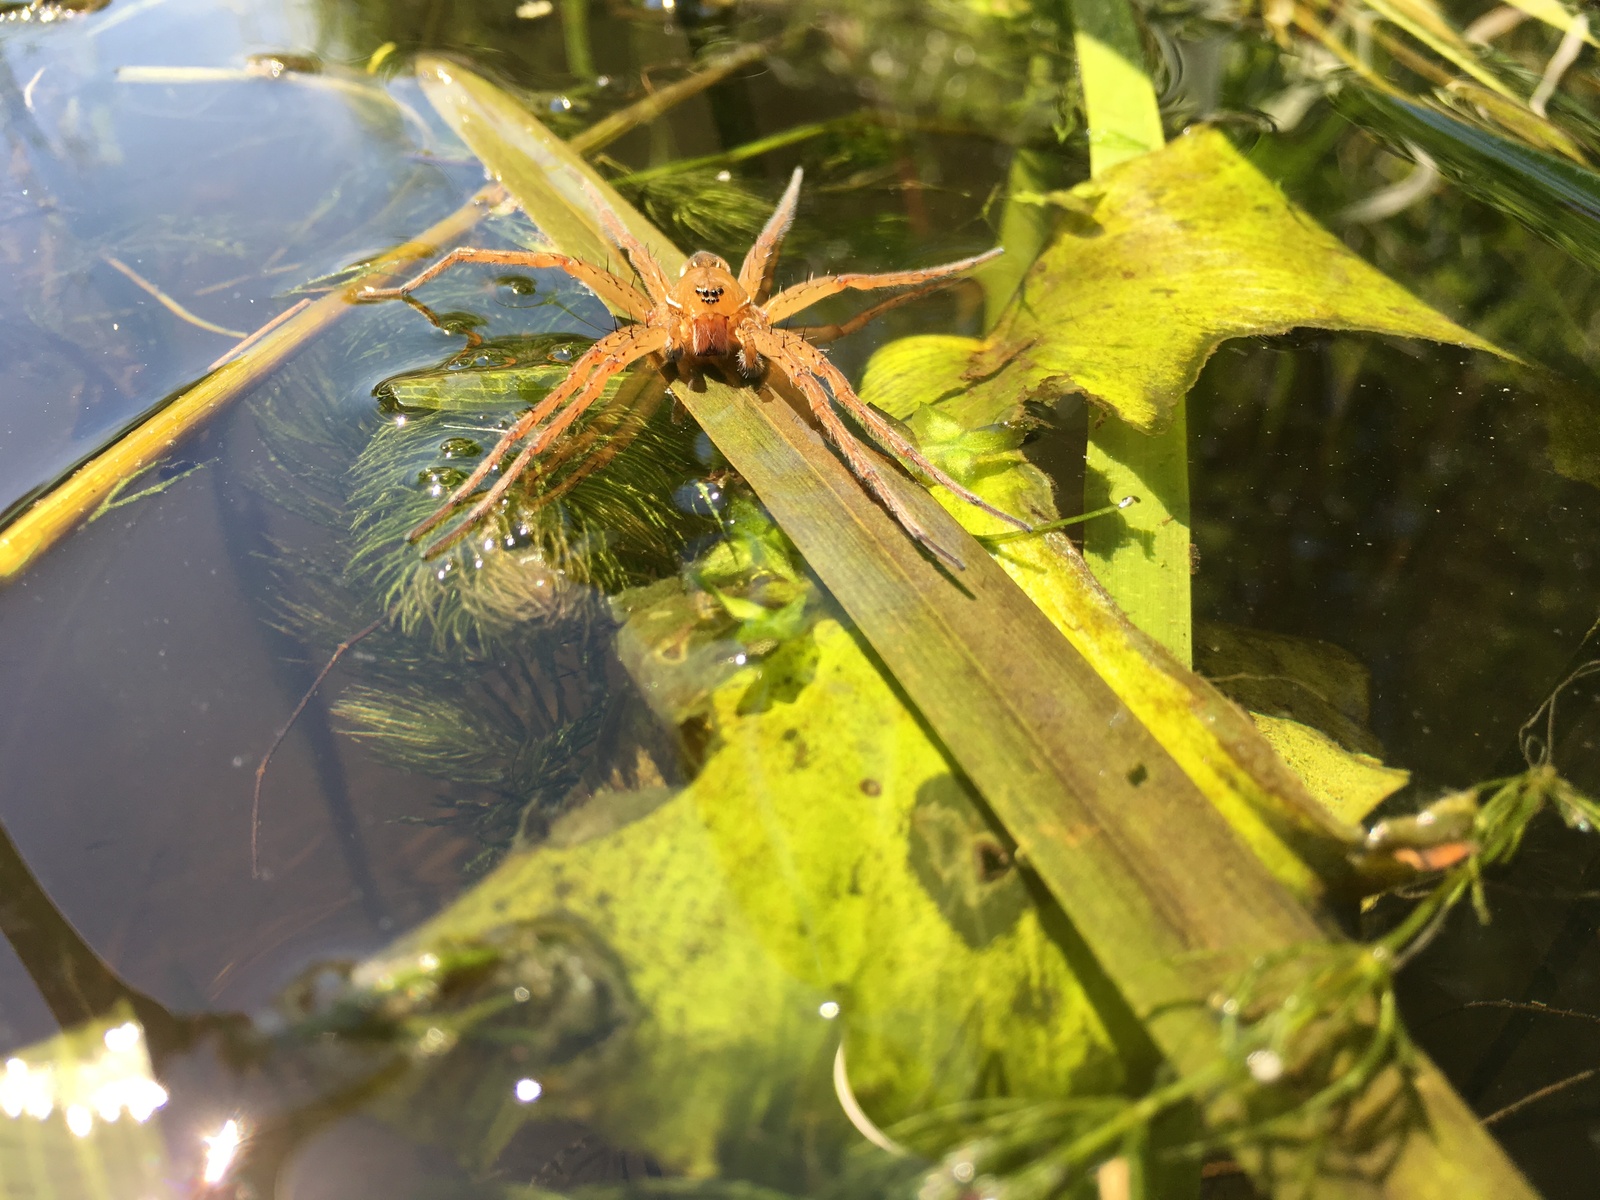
[361, 168, 1029, 569]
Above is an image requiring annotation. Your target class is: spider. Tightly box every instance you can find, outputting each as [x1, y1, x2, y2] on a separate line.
[361, 168, 1030, 569]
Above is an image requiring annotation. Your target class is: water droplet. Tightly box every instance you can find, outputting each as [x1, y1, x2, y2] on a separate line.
[1246, 1048, 1284, 1083]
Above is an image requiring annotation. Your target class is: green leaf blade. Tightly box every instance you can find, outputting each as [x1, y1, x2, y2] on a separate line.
[973, 128, 1507, 434]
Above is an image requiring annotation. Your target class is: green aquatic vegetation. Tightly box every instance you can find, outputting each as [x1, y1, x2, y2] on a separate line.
[783, 0, 1079, 148]
[1193, 624, 1411, 826]
[860, 334, 1379, 885]
[0, 1007, 170, 1200]
[390, 56, 1553, 1196]
[351, 347, 707, 643]
[898, 122, 1504, 666]
[969, 128, 1500, 435]
[613, 168, 775, 253]
[901, 767, 1599, 1200]
[365, 613, 1144, 1184]
[1338, 84, 1600, 275]
[613, 495, 824, 725]
[246, 310, 712, 867]
[1, 6, 1582, 1194]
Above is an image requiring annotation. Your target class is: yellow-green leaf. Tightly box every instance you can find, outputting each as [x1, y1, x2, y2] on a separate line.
[383, 619, 1133, 1176]
[863, 339, 1368, 884]
[1192, 622, 1410, 824]
[966, 128, 1504, 433]
[1194, 621, 1387, 758]
[1250, 714, 1410, 827]
[857, 334, 978, 420]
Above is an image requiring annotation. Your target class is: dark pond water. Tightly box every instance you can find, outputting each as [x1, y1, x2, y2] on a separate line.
[0, 0, 1597, 1197]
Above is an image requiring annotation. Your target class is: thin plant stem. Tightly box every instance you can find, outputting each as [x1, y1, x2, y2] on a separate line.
[208, 298, 313, 370]
[977, 496, 1138, 545]
[101, 254, 247, 337]
[253, 614, 389, 879]
[561, 0, 595, 80]
[1482, 1067, 1600, 1125]
[0, 183, 505, 583]
[571, 39, 775, 155]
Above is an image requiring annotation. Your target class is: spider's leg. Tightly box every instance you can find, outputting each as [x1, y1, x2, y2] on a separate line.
[736, 167, 803, 305]
[408, 326, 640, 543]
[395, 294, 485, 346]
[770, 351, 965, 571]
[515, 369, 669, 515]
[762, 247, 1002, 325]
[786, 277, 958, 345]
[419, 326, 671, 556]
[763, 327, 1031, 534]
[574, 176, 675, 304]
[360, 247, 652, 321]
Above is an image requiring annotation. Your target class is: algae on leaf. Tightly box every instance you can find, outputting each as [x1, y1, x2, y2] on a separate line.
[372, 615, 1139, 1182]
[966, 128, 1503, 434]
[860, 334, 1369, 892]
[1195, 623, 1409, 825]
[1247, 715, 1410, 827]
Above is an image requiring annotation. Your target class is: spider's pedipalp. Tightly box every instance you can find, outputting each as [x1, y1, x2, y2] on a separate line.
[734, 343, 765, 380]
[762, 247, 1002, 325]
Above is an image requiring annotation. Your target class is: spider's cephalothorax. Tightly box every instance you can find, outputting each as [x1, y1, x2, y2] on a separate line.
[361, 169, 1030, 569]
[668, 251, 758, 374]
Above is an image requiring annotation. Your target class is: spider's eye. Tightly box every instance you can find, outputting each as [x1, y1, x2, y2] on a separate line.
[695, 285, 725, 303]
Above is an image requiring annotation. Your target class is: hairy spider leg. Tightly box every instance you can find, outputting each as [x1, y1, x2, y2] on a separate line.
[787, 277, 968, 345]
[408, 324, 656, 543]
[418, 325, 672, 556]
[761, 247, 1003, 326]
[359, 247, 652, 322]
[514, 372, 670, 516]
[758, 340, 965, 571]
[390, 293, 489, 344]
[756, 327, 1032, 533]
[575, 176, 675, 304]
[737, 167, 804, 305]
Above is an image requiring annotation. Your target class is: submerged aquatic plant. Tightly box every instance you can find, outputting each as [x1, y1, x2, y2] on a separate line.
[247, 278, 715, 868]
[897, 765, 1599, 1199]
